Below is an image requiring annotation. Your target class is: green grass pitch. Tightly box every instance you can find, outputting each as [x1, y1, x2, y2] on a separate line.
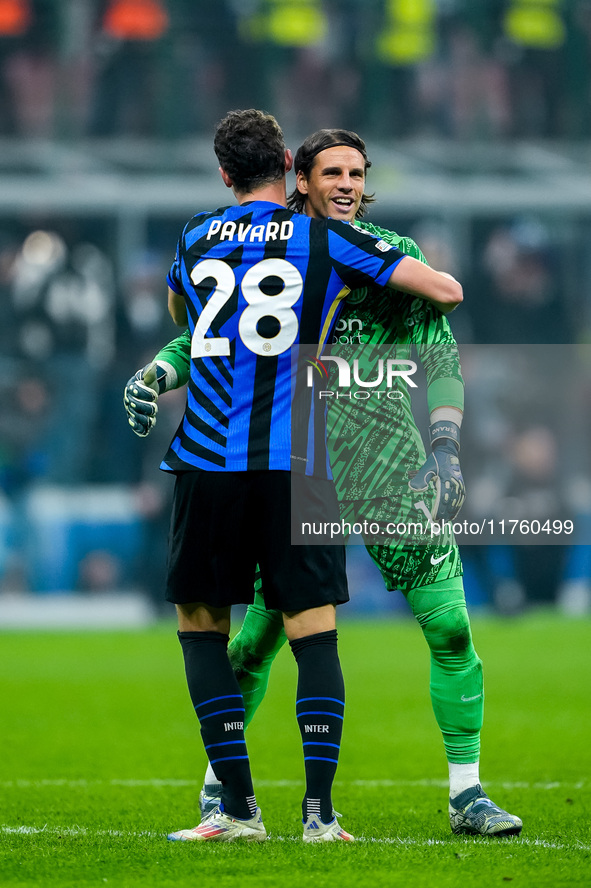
[1, 612, 590, 887]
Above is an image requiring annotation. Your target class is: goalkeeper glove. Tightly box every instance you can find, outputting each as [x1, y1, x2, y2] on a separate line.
[408, 419, 465, 521]
[123, 362, 169, 437]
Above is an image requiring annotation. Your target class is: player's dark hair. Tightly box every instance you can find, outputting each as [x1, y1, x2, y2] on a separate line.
[214, 109, 286, 194]
[287, 128, 375, 218]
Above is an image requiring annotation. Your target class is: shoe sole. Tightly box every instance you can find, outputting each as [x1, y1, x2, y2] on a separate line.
[303, 831, 354, 843]
[451, 820, 523, 838]
[168, 828, 267, 842]
[303, 836, 354, 843]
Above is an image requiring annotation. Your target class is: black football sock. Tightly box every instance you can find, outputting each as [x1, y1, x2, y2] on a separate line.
[290, 629, 344, 824]
[178, 630, 256, 820]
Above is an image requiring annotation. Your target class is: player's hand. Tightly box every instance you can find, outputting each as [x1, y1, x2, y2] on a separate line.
[123, 363, 160, 437]
[409, 420, 465, 521]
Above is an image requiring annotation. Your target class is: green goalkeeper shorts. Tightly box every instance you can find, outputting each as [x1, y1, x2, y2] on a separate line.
[339, 488, 463, 594]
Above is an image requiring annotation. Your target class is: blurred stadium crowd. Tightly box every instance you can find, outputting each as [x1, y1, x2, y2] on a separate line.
[0, 0, 590, 140]
[1, 0, 591, 614]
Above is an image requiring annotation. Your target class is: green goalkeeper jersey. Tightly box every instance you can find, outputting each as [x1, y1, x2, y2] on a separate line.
[154, 220, 463, 501]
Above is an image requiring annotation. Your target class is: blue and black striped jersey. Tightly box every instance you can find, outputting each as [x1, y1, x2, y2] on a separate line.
[162, 201, 404, 476]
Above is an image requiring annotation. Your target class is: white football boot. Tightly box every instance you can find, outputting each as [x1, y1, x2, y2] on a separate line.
[168, 806, 267, 842]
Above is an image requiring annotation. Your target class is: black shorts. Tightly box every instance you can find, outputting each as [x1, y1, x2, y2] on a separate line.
[165, 469, 348, 611]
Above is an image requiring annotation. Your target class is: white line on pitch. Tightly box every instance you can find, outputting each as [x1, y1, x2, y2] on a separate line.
[1, 826, 589, 852]
[0, 778, 586, 790]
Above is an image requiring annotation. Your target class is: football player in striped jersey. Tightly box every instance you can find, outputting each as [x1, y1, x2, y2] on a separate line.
[139, 112, 463, 844]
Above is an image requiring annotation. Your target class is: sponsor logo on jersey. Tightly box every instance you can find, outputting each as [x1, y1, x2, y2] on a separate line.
[406, 310, 428, 327]
[332, 316, 363, 344]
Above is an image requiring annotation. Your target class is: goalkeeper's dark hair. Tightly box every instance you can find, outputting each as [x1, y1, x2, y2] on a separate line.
[288, 128, 376, 218]
[214, 109, 286, 193]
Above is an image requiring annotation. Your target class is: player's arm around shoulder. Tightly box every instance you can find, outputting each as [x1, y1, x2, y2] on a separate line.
[388, 258, 462, 314]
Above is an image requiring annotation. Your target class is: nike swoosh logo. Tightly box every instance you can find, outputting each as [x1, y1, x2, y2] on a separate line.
[461, 694, 482, 702]
[430, 550, 453, 565]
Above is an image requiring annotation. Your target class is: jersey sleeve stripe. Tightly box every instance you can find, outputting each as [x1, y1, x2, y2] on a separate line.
[166, 271, 183, 294]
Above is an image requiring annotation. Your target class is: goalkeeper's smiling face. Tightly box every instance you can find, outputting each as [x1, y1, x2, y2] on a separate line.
[296, 146, 365, 223]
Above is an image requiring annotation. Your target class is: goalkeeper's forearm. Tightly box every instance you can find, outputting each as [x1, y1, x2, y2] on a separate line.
[429, 405, 463, 433]
[148, 359, 179, 394]
[153, 330, 192, 390]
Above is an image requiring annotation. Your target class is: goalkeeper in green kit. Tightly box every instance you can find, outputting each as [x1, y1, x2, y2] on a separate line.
[124, 128, 522, 838]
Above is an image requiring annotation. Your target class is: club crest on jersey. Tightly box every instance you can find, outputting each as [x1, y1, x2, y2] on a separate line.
[346, 288, 367, 305]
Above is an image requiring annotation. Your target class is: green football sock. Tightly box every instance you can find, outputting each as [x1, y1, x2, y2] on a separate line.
[406, 577, 483, 764]
[228, 585, 286, 728]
